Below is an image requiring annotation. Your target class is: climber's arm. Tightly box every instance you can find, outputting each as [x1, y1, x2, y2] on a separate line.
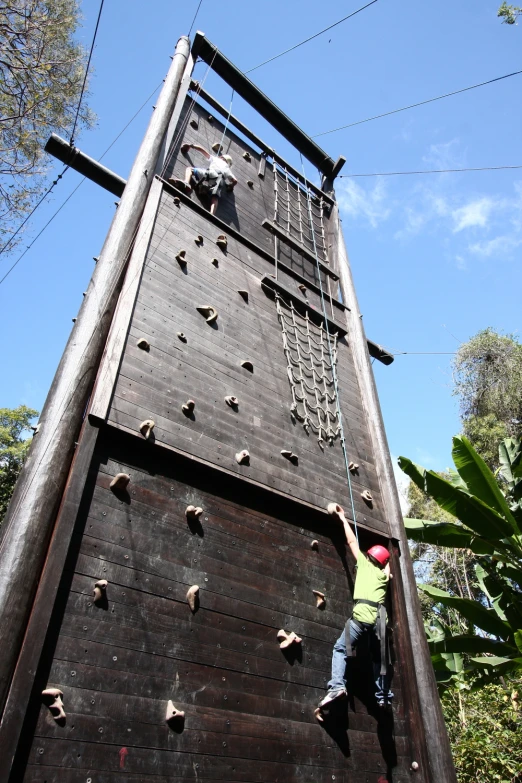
[181, 143, 211, 159]
[336, 505, 359, 560]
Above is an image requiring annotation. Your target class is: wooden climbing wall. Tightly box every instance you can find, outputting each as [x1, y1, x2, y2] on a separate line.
[4, 93, 426, 782]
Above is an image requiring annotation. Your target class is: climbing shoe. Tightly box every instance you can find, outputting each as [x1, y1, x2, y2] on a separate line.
[318, 688, 347, 708]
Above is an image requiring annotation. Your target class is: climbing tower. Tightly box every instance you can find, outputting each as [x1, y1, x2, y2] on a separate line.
[0, 34, 456, 782]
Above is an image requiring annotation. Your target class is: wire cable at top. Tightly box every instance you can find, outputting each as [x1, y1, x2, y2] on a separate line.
[339, 164, 522, 177]
[188, 0, 204, 37]
[70, 0, 106, 145]
[246, 0, 379, 74]
[314, 68, 522, 137]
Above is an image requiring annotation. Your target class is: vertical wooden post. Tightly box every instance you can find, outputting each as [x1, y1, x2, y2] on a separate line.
[331, 204, 457, 782]
[0, 35, 192, 716]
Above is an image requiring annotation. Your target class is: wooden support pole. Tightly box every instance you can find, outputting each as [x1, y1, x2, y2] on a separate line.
[331, 204, 457, 782]
[0, 35, 192, 717]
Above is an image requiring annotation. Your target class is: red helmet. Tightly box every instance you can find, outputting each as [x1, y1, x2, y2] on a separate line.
[367, 545, 390, 566]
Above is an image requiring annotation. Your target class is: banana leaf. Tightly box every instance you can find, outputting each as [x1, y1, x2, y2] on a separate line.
[397, 456, 425, 491]
[499, 438, 522, 486]
[428, 634, 515, 657]
[452, 436, 520, 533]
[404, 518, 495, 553]
[475, 563, 508, 621]
[469, 656, 522, 675]
[419, 584, 510, 638]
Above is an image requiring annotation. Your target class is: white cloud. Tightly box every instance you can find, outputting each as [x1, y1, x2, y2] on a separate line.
[423, 138, 465, 170]
[468, 234, 522, 257]
[452, 197, 496, 233]
[337, 178, 391, 228]
[455, 254, 467, 271]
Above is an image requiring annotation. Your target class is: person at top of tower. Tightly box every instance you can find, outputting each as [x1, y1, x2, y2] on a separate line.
[169, 143, 237, 215]
[315, 503, 394, 723]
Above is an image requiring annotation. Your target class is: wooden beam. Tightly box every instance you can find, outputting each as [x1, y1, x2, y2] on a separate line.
[260, 274, 347, 337]
[262, 219, 339, 281]
[192, 32, 341, 178]
[44, 133, 126, 197]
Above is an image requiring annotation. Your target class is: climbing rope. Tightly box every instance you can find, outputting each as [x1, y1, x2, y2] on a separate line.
[299, 154, 359, 541]
[218, 88, 235, 154]
[275, 292, 340, 447]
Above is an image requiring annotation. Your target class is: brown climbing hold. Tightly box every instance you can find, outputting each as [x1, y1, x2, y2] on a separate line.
[211, 258, 219, 267]
[361, 490, 373, 506]
[311, 540, 319, 550]
[196, 305, 218, 324]
[225, 395, 239, 408]
[327, 502, 343, 517]
[235, 449, 250, 466]
[314, 706, 325, 723]
[208, 115, 214, 123]
[140, 419, 155, 439]
[42, 688, 66, 723]
[211, 142, 223, 154]
[281, 450, 298, 465]
[216, 234, 228, 250]
[137, 338, 150, 351]
[194, 235, 203, 246]
[238, 289, 248, 302]
[186, 584, 200, 613]
[243, 151, 252, 161]
[186, 505, 203, 521]
[182, 399, 195, 415]
[177, 332, 187, 342]
[190, 119, 198, 130]
[240, 360, 253, 372]
[277, 629, 302, 649]
[247, 180, 254, 188]
[110, 472, 130, 491]
[173, 196, 181, 206]
[348, 461, 359, 473]
[176, 250, 187, 267]
[93, 579, 108, 603]
[298, 284, 307, 295]
[313, 590, 326, 610]
[165, 699, 185, 727]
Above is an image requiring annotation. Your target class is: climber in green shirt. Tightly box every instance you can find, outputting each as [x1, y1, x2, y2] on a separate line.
[315, 503, 394, 722]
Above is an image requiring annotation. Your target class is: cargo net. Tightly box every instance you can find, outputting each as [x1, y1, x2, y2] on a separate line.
[275, 292, 340, 447]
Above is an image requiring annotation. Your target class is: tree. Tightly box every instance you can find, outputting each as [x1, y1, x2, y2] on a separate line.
[0, 405, 38, 523]
[399, 436, 522, 688]
[498, 1, 522, 23]
[452, 329, 522, 469]
[0, 0, 95, 251]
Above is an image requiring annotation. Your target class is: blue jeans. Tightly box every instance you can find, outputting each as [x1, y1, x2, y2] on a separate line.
[327, 619, 393, 703]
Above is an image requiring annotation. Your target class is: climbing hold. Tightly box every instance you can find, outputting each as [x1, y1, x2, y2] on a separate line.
[110, 472, 130, 491]
[212, 142, 224, 154]
[348, 461, 359, 473]
[211, 258, 219, 267]
[281, 450, 298, 466]
[186, 505, 203, 521]
[137, 338, 150, 351]
[194, 235, 203, 246]
[313, 590, 326, 610]
[173, 196, 181, 207]
[190, 118, 199, 130]
[186, 584, 200, 613]
[225, 395, 239, 408]
[208, 115, 214, 123]
[327, 502, 343, 517]
[165, 700, 185, 728]
[240, 360, 253, 372]
[93, 579, 108, 604]
[177, 332, 187, 343]
[235, 449, 250, 466]
[93, 256, 99, 263]
[196, 305, 218, 324]
[216, 234, 228, 250]
[238, 289, 249, 303]
[298, 284, 307, 295]
[277, 629, 302, 649]
[243, 151, 251, 161]
[41, 688, 66, 723]
[361, 490, 373, 506]
[247, 180, 254, 188]
[31, 423, 41, 435]
[182, 399, 195, 415]
[176, 250, 187, 267]
[139, 419, 155, 439]
[311, 540, 319, 550]
[72, 318, 76, 323]
[411, 762, 419, 771]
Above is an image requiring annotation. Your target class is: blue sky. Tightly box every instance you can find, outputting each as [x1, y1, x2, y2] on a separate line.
[1, 0, 520, 489]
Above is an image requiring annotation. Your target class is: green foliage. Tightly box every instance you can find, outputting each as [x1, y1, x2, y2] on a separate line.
[0, 405, 38, 523]
[498, 1, 522, 23]
[442, 677, 522, 783]
[399, 436, 522, 688]
[0, 0, 95, 250]
[453, 330, 522, 470]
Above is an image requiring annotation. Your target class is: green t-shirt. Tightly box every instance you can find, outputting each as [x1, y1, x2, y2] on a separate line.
[352, 550, 389, 624]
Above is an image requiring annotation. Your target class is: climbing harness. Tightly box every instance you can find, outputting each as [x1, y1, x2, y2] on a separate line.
[345, 599, 388, 676]
[275, 292, 340, 446]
